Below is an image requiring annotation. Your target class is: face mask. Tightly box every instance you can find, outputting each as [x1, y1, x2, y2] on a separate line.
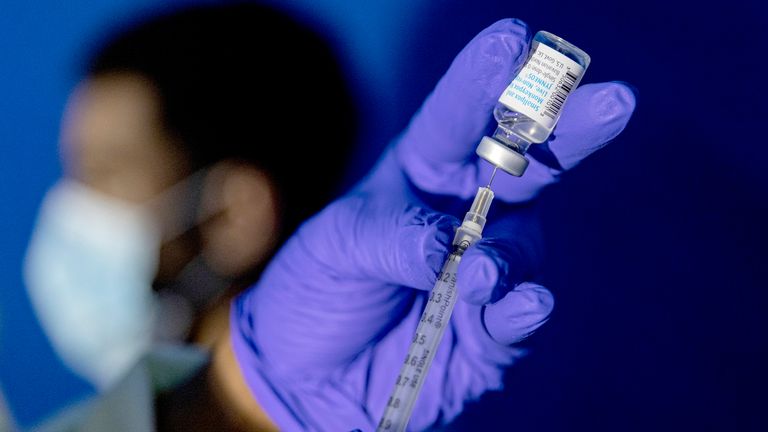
[24, 180, 161, 391]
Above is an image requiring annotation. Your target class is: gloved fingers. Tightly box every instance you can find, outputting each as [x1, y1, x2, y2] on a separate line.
[455, 204, 542, 305]
[487, 81, 637, 202]
[240, 196, 459, 376]
[482, 282, 554, 345]
[395, 19, 531, 197]
[306, 194, 458, 291]
[456, 238, 534, 306]
[547, 81, 637, 170]
[401, 18, 530, 163]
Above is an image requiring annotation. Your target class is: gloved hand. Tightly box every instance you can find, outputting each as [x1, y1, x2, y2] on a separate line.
[231, 18, 636, 431]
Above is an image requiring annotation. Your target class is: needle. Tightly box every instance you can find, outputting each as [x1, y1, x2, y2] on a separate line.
[487, 166, 498, 188]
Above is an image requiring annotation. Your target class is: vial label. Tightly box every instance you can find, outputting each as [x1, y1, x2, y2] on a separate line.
[498, 42, 584, 129]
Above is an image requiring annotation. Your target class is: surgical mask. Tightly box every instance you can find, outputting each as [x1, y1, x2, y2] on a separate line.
[24, 180, 161, 391]
[24, 167, 229, 391]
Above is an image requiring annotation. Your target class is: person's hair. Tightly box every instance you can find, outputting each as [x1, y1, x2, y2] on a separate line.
[87, 1, 356, 244]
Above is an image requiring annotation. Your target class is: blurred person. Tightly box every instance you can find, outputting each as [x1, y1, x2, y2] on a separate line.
[23, 0, 355, 398]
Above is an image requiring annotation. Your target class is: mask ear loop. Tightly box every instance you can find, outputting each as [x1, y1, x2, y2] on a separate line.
[145, 166, 235, 343]
[144, 166, 224, 244]
[154, 252, 231, 342]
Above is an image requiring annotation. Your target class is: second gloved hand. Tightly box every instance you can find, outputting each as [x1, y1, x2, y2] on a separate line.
[231, 18, 636, 431]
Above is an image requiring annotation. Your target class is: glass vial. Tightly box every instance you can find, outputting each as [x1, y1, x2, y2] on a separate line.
[477, 31, 590, 176]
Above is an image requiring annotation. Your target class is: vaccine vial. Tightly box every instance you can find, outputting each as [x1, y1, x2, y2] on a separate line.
[476, 31, 590, 176]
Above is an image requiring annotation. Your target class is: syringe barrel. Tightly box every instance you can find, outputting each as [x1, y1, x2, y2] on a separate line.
[377, 186, 495, 432]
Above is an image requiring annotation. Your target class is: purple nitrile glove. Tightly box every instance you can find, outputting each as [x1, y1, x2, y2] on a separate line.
[231, 18, 636, 431]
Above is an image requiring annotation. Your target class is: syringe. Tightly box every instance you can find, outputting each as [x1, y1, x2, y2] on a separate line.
[376, 179, 495, 432]
[376, 26, 589, 430]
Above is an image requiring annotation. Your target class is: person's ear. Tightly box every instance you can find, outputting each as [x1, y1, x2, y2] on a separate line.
[199, 161, 280, 279]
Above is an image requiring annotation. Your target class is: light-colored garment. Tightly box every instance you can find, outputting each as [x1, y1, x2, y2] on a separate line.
[28, 345, 207, 432]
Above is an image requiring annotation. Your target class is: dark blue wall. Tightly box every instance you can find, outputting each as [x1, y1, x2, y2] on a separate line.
[1, 0, 765, 430]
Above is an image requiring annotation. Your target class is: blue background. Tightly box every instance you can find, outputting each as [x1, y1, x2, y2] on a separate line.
[1, 0, 766, 430]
